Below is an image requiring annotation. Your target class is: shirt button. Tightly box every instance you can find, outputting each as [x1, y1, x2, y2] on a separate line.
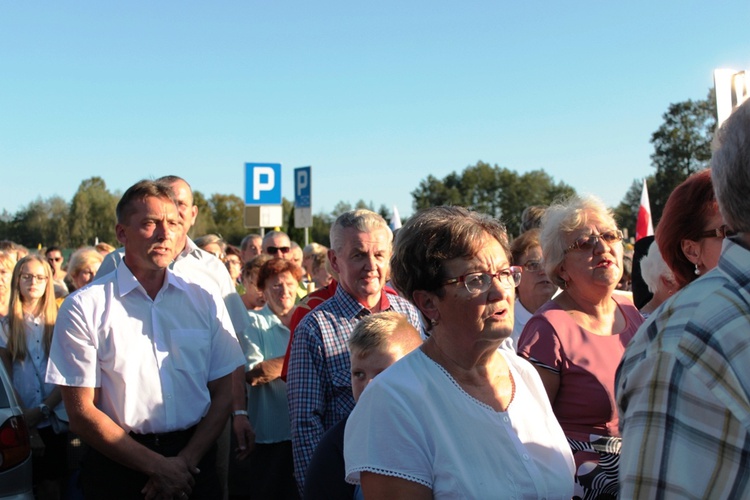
[522, 454, 530, 461]
[503, 416, 509, 423]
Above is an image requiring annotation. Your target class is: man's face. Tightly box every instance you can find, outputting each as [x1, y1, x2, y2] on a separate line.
[116, 196, 182, 274]
[46, 250, 64, 274]
[241, 237, 262, 262]
[263, 233, 292, 260]
[167, 179, 198, 231]
[329, 227, 390, 307]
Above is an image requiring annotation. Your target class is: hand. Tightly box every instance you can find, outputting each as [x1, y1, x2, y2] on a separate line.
[22, 406, 43, 429]
[232, 415, 256, 460]
[141, 455, 198, 500]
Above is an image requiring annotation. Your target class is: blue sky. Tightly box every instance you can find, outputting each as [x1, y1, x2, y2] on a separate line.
[2, 1, 749, 223]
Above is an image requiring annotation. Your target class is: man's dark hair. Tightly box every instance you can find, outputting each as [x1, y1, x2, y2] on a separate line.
[116, 180, 177, 224]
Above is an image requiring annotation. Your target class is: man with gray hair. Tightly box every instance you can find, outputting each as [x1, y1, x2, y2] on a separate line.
[617, 98, 750, 498]
[286, 209, 421, 493]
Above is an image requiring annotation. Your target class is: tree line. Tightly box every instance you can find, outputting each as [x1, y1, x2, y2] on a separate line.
[1, 88, 715, 249]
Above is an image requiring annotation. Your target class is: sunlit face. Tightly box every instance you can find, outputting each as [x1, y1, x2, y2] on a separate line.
[19, 260, 50, 303]
[559, 217, 623, 291]
[262, 271, 299, 318]
[0, 266, 12, 301]
[263, 234, 293, 260]
[46, 250, 64, 274]
[241, 238, 262, 262]
[693, 209, 727, 274]
[73, 262, 101, 290]
[516, 245, 556, 313]
[241, 271, 266, 310]
[225, 255, 242, 281]
[350, 346, 402, 402]
[312, 264, 332, 288]
[167, 179, 198, 232]
[116, 196, 182, 274]
[291, 247, 303, 268]
[436, 237, 515, 343]
[330, 227, 390, 308]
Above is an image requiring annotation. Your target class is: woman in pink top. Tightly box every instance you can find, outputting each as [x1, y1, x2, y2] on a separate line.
[517, 195, 644, 499]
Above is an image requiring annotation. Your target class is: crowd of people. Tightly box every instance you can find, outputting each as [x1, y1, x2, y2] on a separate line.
[1, 99, 749, 499]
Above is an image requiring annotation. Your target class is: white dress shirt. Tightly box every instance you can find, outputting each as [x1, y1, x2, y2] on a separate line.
[46, 263, 245, 434]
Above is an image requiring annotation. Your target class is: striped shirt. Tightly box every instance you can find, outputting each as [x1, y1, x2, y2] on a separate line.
[287, 284, 421, 491]
[616, 237, 750, 499]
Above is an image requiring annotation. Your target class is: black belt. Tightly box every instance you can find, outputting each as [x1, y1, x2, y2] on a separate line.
[129, 426, 195, 449]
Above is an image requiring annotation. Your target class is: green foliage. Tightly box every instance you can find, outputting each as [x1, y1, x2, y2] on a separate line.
[191, 191, 217, 239]
[648, 88, 716, 225]
[209, 193, 245, 245]
[412, 161, 576, 237]
[68, 177, 118, 247]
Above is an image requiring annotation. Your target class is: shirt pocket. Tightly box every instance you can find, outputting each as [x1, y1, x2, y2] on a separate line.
[169, 329, 210, 373]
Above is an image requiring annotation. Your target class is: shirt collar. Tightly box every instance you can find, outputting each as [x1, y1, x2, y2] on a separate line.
[116, 262, 185, 298]
[333, 284, 391, 319]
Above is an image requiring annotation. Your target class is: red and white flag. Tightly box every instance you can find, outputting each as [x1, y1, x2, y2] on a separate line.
[635, 179, 654, 241]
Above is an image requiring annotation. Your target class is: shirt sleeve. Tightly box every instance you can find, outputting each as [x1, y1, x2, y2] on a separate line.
[45, 296, 100, 387]
[236, 315, 265, 371]
[516, 315, 563, 373]
[206, 293, 246, 382]
[287, 315, 327, 491]
[344, 378, 432, 489]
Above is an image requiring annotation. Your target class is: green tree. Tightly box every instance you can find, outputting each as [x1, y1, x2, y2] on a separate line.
[411, 161, 575, 236]
[9, 196, 71, 249]
[209, 193, 245, 245]
[190, 191, 217, 239]
[648, 88, 716, 224]
[68, 177, 118, 247]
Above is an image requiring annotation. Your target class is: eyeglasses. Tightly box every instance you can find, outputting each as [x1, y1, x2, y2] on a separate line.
[442, 267, 522, 294]
[20, 273, 48, 283]
[699, 224, 735, 239]
[565, 230, 624, 253]
[267, 246, 291, 255]
[521, 260, 544, 273]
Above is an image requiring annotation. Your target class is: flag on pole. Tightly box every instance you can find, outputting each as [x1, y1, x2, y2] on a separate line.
[635, 179, 654, 241]
[390, 205, 402, 231]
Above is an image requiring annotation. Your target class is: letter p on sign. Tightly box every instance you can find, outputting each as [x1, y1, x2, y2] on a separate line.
[245, 163, 282, 206]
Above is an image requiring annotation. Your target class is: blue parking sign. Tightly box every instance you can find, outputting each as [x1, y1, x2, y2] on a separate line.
[245, 163, 282, 205]
[295, 166, 311, 208]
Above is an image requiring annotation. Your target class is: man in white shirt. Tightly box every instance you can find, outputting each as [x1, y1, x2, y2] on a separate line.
[47, 180, 245, 499]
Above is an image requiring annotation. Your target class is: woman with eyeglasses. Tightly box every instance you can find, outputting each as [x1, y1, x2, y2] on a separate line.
[517, 195, 644, 499]
[0, 255, 67, 499]
[656, 169, 731, 289]
[345, 206, 574, 499]
[510, 228, 558, 349]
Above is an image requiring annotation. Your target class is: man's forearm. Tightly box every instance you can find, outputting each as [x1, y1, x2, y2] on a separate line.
[246, 356, 284, 386]
[179, 372, 234, 468]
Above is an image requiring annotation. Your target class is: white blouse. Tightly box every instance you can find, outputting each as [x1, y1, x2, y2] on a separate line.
[345, 348, 575, 499]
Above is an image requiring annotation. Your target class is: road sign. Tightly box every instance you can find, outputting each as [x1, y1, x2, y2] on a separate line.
[295, 166, 311, 208]
[245, 163, 282, 206]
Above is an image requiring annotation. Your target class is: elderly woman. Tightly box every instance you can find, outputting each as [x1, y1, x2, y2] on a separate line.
[345, 206, 574, 498]
[656, 169, 731, 288]
[517, 195, 644, 498]
[237, 258, 302, 499]
[510, 228, 557, 348]
[66, 247, 104, 292]
[638, 242, 679, 318]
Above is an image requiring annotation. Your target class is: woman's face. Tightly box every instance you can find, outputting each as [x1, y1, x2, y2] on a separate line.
[73, 261, 101, 290]
[19, 260, 49, 303]
[559, 217, 623, 292]
[516, 245, 556, 312]
[0, 265, 12, 302]
[225, 254, 242, 281]
[686, 208, 727, 275]
[242, 272, 266, 309]
[263, 271, 299, 318]
[433, 237, 515, 344]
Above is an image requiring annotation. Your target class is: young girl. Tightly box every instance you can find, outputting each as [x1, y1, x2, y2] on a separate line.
[0, 255, 67, 500]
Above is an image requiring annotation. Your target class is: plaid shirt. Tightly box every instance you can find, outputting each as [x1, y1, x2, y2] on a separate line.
[287, 284, 421, 491]
[616, 237, 750, 499]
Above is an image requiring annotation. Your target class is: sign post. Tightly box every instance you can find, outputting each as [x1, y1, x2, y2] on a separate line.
[294, 166, 312, 245]
[244, 162, 283, 229]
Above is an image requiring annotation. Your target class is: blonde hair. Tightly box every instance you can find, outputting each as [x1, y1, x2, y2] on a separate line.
[5, 255, 57, 361]
[348, 311, 421, 357]
[68, 247, 104, 282]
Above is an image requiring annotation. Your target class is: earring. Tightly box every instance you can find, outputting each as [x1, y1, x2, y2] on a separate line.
[430, 318, 439, 327]
[694, 264, 701, 276]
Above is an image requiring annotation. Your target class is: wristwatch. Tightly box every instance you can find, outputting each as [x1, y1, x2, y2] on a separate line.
[38, 403, 51, 419]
